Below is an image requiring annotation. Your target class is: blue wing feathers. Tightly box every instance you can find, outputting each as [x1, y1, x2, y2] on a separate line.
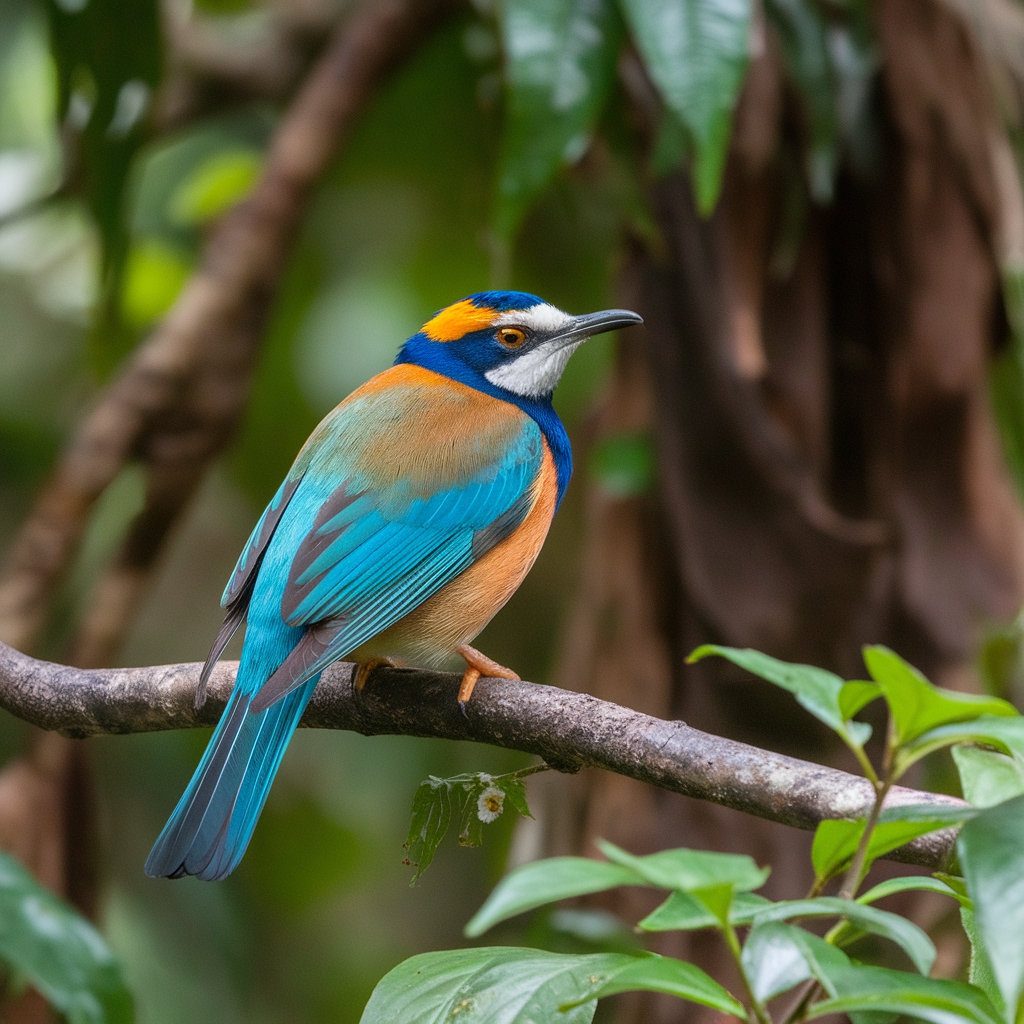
[149, 380, 548, 879]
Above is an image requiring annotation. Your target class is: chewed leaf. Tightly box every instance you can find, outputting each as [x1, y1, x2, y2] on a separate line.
[404, 778, 454, 884]
[405, 768, 540, 884]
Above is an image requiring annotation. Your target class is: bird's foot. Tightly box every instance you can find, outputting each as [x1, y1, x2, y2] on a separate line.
[352, 657, 398, 692]
[455, 644, 519, 715]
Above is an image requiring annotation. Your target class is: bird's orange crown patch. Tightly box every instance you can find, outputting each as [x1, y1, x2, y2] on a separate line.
[421, 299, 497, 342]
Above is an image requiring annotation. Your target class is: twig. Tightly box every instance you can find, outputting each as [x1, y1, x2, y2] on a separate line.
[0, 641, 967, 870]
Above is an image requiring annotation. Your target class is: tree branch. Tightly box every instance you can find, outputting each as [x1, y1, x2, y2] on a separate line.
[0, 641, 966, 870]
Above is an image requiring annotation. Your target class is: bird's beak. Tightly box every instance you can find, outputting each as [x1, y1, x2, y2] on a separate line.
[549, 308, 644, 348]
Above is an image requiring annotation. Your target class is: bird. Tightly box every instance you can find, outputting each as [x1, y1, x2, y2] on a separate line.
[145, 290, 642, 881]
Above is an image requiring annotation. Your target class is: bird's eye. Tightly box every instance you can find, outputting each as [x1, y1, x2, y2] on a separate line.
[497, 327, 527, 348]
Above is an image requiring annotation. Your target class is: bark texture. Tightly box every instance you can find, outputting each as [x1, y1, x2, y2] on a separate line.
[0, 640, 966, 870]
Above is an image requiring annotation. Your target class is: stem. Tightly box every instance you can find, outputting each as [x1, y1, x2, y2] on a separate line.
[837, 776, 893, 900]
[723, 922, 772, 1024]
[849, 742, 880, 788]
[780, 979, 819, 1024]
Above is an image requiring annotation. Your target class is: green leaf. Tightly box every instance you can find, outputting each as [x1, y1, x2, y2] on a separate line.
[688, 646, 872, 750]
[765, 0, 838, 202]
[898, 715, 1024, 772]
[619, 0, 752, 213]
[840, 681, 883, 720]
[750, 898, 935, 975]
[953, 745, 1024, 808]
[598, 839, 770, 894]
[0, 852, 133, 1024]
[743, 921, 819, 1002]
[560, 954, 745, 1016]
[957, 793, 1024, 1018]
[119, 238, 190, 329]
[992, 268, 1024, 503]
[863, 646, 1017, 748]
[589, 432, 656, 497]
[812, 806, 974, 885]
[168, 148, 261, 225]
[807, 969, 1003, 1024]
[359, 947, 634, 1024]
[404, 776, 455, 884]
[46, 0, 162, 367]
[406, 770, 536, 884]
[465, 858, 641, 937]
[638, 890, 771, 932]
[960, 907, 1004, 1019]
[857, 875, 967, 909]
[494, 0, 622, 239]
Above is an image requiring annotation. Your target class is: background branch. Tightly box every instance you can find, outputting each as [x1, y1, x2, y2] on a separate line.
[0, 0, 455, 661]
[0, 641, 966, 871]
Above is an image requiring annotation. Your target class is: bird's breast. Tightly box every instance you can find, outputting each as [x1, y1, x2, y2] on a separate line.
[351, 437, 559, 667]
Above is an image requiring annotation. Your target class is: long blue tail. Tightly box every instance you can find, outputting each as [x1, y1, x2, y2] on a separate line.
[145, 674, 319, 881]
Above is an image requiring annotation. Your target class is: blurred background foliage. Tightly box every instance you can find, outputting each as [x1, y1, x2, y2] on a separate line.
[0, 0, 636, 1020]
[4, 0, 1024, 1020]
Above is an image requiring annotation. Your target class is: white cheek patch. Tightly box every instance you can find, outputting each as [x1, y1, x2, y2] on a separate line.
[485, 336, 585, 398]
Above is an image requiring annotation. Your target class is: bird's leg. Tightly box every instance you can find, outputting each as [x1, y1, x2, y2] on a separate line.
[352, 657, 398, 692]
[456, 644, 520, 713]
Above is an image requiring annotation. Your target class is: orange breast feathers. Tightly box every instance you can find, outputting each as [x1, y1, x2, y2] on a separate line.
[352, 437, 559, 668]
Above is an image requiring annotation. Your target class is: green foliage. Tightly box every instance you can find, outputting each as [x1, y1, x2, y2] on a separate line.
[494, 0, 622, 241]
[168, 148, 262, 226]
[958, 795, 1024, 1022]
[404, 767, 540, 884]
[589, 431, 656, 497]
[992, 268, 1024, 505]
[862, 646, 1016, 748]
[619, 0, 752, 212]
[689, 645, 878, 765]
[45, 0, 161, 367]
[764, 0, 878, 202]
[0, 851, 132, 1023]
[378, 643, 1024, 1022]
[811, 805, 978, 888]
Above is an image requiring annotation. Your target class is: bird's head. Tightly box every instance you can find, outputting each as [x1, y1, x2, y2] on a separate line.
[396, 291, 642, 402]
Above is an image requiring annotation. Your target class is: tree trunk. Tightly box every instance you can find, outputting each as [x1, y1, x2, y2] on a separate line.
[527, 0, 1024, 1018]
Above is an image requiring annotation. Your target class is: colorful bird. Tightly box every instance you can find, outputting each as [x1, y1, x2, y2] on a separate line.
[145, 290, 642, 881]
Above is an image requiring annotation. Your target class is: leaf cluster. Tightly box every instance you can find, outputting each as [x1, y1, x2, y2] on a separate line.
[372, 643, 1024, 1023]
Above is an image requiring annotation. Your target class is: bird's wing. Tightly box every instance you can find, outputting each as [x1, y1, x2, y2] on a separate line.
[245, 365, 546, 713]
[195, 473, 305, 707]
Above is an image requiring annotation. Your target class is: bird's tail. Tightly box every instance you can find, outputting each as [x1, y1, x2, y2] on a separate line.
[145, 675, 319, 881]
